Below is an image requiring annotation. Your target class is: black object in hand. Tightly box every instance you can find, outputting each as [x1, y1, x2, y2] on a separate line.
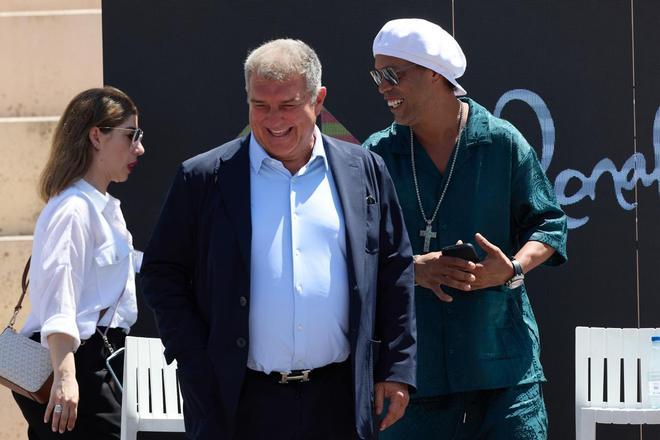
[441, 243, 481, 263]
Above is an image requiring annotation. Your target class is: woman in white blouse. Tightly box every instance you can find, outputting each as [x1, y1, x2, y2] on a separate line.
[12, 87, 144, 439]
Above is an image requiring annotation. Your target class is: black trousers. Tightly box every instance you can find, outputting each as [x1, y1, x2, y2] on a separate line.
[12, 329, 126, 440]
[234, 361, 357, 440]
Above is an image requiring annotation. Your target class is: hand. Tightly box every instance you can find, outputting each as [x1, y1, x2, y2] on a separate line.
[472, 233, 514, 289]
[44, 373, 79, 433]
[374, 381, 409, 431]
[414, 251, 476, 302]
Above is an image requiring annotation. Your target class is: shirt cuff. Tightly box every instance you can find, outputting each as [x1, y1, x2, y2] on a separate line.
[412, 255, 419, 286]
[40, 313, 81, 351]
[133, 250, 144, 273]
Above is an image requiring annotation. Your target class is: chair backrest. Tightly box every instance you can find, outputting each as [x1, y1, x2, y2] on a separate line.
[575, 327, 660, 410]
[123, 336, 183, 422]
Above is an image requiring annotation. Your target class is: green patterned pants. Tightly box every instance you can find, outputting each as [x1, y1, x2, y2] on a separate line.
[380, 382, 547, 440]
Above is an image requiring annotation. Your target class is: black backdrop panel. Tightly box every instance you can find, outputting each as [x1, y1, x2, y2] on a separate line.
[637, 0, 660, 326]
[635, 0, 660, 437]
[102, 1, 657, 439]
[455, 1, 636, 439]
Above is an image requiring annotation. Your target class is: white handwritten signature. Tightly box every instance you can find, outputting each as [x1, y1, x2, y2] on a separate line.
[494, 89, 660, 229]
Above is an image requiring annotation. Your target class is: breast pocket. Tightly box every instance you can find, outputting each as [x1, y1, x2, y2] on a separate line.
[94, 240, 131, 267]
[94, 240, 131, 298]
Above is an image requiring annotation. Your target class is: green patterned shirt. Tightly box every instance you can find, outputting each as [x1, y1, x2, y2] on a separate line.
[364, 98, 567, 396]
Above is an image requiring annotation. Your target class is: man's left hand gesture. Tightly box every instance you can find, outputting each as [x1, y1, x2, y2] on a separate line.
[374, 381, 409, 431]
[471, 233, 514, 290]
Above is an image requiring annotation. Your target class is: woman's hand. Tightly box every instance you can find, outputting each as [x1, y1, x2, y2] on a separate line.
[45, 371, 79, 433]
[44, 333, 79, 433]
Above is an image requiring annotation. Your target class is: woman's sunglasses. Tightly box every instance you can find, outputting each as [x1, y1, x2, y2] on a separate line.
[98, 127, 144, 147]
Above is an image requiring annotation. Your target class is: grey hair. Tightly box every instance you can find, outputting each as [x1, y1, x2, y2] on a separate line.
[244, 39, 322, 101]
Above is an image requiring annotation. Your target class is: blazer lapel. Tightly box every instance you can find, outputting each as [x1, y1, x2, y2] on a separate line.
[216, 136, 252, 265]
[324, 136, 365, 323]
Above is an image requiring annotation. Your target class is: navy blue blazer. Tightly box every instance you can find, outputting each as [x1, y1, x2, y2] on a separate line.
[141, 134, 416, 439]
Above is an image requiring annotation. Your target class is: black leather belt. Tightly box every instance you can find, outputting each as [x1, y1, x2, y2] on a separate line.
[249, 360, 348, 384]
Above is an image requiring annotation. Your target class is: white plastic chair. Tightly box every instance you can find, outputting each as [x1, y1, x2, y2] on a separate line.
[575, 326, 660, 439]
[120, 336, 185, 440]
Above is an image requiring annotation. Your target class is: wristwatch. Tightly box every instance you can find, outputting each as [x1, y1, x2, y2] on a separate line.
[505, 257, 525, 289]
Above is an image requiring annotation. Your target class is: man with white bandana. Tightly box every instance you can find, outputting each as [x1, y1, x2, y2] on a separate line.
[363, 18, 568, 439]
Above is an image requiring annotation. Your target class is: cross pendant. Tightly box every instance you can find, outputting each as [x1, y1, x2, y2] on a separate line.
[419, 222, 437, 253]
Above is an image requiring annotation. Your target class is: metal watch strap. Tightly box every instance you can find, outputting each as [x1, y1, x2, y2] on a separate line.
[505, 257, 525, 289]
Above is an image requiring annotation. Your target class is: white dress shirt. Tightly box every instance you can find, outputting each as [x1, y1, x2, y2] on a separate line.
[21, 179, 139, 351]
[248, 127, 350, 373]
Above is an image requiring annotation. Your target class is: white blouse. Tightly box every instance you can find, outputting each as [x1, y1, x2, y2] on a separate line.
[21, 179, 140, 351]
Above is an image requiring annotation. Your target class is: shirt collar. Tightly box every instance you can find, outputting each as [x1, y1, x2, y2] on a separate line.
[249, 126, 327, 174]
[72, 179, 111, 213]
[460, 98, 493, 147]
[309, 126, 328, 170]
[386, 123, 411, 155]
[390, 97, 493, 154]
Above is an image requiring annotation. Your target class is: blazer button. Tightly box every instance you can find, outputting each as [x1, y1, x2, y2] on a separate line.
[239, 296, 247, 307]
[236, 337, 247, 348]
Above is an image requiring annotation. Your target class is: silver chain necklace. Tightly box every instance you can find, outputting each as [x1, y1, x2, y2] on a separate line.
[411, 102, 465, 252]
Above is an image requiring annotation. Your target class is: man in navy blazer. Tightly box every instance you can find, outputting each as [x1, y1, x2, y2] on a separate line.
[141, 39, 416, 439]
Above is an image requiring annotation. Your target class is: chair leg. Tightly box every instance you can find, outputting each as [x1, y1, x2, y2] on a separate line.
[578, 410, 596, 440]
[120, 412, 138, 440]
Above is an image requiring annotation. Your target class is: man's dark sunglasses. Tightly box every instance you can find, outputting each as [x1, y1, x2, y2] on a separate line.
[98, 126, 144, 147]
[369, 63, 417, 86]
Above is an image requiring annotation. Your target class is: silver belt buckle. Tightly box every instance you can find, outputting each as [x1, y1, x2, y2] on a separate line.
[278, 369, 311, 384]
